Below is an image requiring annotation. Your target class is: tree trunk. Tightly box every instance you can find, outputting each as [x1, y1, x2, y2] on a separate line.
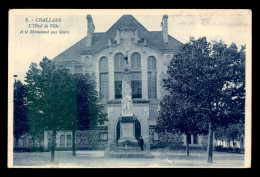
[15, 135, 19, 149]
[186, 133, 190, 156]
[240, 136, 244, 151]
[32, 137, 35, 148]
[207, 120, 214, 163]
[164, 132, 169, 148]
[51, 129, 56, 162]
[72, 127, 76, 156]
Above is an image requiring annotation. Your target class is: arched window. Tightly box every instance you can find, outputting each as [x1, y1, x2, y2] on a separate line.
[114, 53, 125, 99]
[131, 52, 142, 98]
[131, 52, 141, 70]
[147, 56, 157, 99]
[99, 57, 109, 100]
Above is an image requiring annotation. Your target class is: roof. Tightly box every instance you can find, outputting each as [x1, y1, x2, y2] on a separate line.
[53, 15, 182, 62]
[53, 33, 106, 62]
[148, 31, 183, 51]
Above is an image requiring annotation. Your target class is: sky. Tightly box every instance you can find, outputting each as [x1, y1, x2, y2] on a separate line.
[9, 9, 251, 82]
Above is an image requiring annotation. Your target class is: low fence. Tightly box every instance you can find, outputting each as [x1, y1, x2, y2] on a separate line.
[215, 145, 244, 153]
[14, 128, 243, 152]
[45, 129, 108, 151]
[13, 133, 44, 152]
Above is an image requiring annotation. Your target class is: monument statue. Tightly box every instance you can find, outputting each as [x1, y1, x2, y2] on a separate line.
[121, 56, 133, 117]
[122, 80, 132, 114]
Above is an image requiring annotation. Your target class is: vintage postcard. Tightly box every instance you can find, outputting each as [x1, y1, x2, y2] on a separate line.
[8, 9, 252, 168]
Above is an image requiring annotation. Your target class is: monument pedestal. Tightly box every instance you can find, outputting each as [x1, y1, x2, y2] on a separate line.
[118, 116, 138, 145]
[106, 115, 152, 158]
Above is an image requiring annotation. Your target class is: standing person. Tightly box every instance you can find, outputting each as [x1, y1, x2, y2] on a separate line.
[138, 136, 144, 151]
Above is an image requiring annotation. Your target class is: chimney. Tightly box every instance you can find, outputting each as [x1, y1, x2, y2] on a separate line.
[161, 15, 168, 43]
[86, 15, 95, 47]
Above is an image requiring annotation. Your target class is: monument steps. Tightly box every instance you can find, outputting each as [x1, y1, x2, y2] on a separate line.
[109, 151, 147, 158]
[114, 147, 142, 152]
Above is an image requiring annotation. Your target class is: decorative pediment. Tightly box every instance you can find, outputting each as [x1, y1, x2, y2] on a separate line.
[114, 28, 141, 45]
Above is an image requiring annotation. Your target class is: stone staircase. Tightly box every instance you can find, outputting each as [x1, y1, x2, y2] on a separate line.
[106, 144, 152, 158]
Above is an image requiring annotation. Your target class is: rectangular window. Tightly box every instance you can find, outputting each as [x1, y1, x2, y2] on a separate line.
[100, 73, 109, 100]
[131, 81, 142, 98]
[131, 72, 142, 98]
[193, 134, 198, 144]
[115, 81, 122, 99]
[114, 72, 123, 99]
[60, 135, 65, 146]
[148, 72, 157, 99]
[67, 135, 72, 146]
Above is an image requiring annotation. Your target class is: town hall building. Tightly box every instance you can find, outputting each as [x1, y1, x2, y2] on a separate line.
[41, 14, 208, 155]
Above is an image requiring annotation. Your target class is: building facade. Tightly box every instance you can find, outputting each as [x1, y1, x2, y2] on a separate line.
[42, 14, 206, 151]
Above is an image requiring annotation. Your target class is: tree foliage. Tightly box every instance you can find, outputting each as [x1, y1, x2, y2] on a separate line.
[215, 120, 244, 142]
[13, 79, 29, 147]
[75, 74, 107, 130]
[26, 58, 75, 132]
[156, 37, 245, 162]
[25, 57, 107, 161]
